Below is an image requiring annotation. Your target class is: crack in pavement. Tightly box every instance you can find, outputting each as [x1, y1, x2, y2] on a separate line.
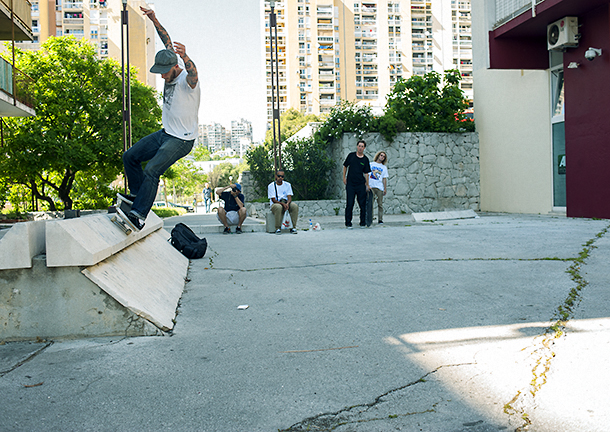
[503, 223, 610, 431]
[0, 341, 54, 378]
[210, 256, 576, 273]
[279, 363, 473, 432]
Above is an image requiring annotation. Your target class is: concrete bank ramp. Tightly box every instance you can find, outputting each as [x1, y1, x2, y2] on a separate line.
[82, 229, 188, 331]
[0, 212, 189, 341]
[45, 212, 163, 267]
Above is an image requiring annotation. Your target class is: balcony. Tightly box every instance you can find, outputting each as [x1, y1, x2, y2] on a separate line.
[494, 0, 544, 28]
[64, 1, 84, 9]
[0, 55, 35, 117]
[0, 0, 33, 41]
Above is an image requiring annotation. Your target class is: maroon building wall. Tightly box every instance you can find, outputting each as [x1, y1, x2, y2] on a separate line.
[488, 0, 610, 218]
[564, 5, 610, 218]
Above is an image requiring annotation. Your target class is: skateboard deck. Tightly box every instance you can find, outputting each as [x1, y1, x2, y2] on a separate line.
[111, 194, 137, 235]
[365, 189, 374, 227]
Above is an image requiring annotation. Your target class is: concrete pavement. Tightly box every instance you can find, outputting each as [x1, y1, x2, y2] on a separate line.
[1, 212, 609, 431]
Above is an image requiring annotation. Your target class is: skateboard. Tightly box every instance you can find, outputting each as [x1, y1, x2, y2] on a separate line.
[365, 189, 374, 227]
[110, 193, 137, 235]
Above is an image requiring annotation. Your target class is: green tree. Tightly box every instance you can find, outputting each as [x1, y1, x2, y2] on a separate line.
[246, 139, 335, 201]
[384, 69, 472, 136]
[248, 109, 335, 200]
[0, 36, 161, 211]
[191, 144, 211, 161]
[207, 162, 243, 191]
[282, 138, 335, 200]
[313, 101, 379, 147]
[265, 108, 322, 145]
[161, 158, 206, 204]
[245, 143, 274, 198]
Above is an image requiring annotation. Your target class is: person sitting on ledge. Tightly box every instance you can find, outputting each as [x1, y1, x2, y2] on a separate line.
[268, 169, 298, 234]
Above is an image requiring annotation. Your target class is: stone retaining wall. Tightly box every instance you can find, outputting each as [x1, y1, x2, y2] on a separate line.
[246, 200, 347, 219]
[241, 132, 479, 215]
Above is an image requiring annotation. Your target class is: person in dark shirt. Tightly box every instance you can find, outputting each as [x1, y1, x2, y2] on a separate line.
[216, 183, 247, 234]
[342, 140, 371, 228]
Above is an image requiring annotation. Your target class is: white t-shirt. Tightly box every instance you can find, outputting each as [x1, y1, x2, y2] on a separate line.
[162, 69, 200, 141]
[268, 181, 294, 207]
[369, 161, 389, 191]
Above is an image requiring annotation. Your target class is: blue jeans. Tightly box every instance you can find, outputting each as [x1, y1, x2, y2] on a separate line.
[123, 129, 194, 219]
[204, 197, 211, 213]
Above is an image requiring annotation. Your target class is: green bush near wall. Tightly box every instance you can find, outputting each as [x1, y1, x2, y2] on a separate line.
[151, 207, 185, 218]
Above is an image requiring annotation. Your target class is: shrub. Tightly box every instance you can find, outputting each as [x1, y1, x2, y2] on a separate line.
[246, 138, 335, 201]
[385, 69, 472, 133]
[151, 207, 184, 218]
[313, 101, 379, 147]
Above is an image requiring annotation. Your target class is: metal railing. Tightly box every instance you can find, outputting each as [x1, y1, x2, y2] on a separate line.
[494, 0, 546, 29]
[0, 55, 35, 108]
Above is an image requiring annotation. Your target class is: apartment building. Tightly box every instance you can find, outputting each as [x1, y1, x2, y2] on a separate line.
[263, 0, 472, 125]
[20, 0, 155, 86]
[1, 0, 36, 118]
[230, 119, 253, 157]
[198, 120, 254, 157]
[204, 122, 231, 154]
[198, 124, 208, 148]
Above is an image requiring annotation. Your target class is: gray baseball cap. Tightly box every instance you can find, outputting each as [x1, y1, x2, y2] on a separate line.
[150, 49, 177, 74]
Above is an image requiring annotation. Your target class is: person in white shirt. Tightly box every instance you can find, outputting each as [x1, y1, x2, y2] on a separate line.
[121, 7, 200, 231]
[268, 170, 299, 234]
[369, 151, 389, 224]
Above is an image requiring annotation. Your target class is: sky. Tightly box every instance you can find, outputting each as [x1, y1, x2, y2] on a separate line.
[148, 0, 267, 141]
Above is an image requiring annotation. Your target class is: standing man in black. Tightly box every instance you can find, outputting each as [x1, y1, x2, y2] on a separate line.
[342, 140, 371, 228]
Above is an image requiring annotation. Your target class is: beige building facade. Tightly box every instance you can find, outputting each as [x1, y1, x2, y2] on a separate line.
[263, 0, 472, 125]
[20, 0, 155, 86]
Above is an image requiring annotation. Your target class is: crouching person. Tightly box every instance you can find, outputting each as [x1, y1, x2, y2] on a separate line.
[217, 183, 247, 234]
[268, 170, 298, 234]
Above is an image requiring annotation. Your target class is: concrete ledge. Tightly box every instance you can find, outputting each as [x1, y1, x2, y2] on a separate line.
[0, 221, 46, 270]
[412, 209, 479, 222]
[0, 256, 162, 341]
[82, 230, 189, 332]
[46, 212, 163, 268]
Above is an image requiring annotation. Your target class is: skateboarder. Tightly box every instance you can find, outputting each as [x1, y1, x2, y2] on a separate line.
[342, 140, 371, 228]
[119, 6, 200, 231]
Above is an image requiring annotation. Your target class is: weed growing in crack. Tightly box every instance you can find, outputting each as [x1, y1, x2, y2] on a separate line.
[503, 223, 610, 432]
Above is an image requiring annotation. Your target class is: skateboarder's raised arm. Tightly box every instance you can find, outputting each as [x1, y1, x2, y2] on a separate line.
[141, 7, 198, 89]
[140, 7, 172, 50]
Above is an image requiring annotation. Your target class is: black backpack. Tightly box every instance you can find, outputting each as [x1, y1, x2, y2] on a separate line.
[170, 223, 208, 259]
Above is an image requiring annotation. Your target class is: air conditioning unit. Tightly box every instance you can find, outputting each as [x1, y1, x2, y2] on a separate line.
[547, 17, 579, 50]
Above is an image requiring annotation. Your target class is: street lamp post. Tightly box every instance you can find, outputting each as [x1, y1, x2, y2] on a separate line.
[121, 0, 132, 192]
[268, 0, 282, 174]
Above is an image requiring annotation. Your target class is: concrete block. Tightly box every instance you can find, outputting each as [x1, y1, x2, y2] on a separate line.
[266, 211, 275, 233]
[0, 256, 161, 341]
[0, 221, 46, 270]
[82, 230, 188, 332]
[46, 212, 163, 268]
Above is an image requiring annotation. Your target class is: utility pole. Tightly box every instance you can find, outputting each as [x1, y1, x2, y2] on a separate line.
[268, 0, 282, 174]
[121, 0, 132, 192]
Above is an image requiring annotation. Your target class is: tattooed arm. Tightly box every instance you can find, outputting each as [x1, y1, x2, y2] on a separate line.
[173, 42, 199, 89]
[140, 7, 172, 49]
[140, 7, 198, 89]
